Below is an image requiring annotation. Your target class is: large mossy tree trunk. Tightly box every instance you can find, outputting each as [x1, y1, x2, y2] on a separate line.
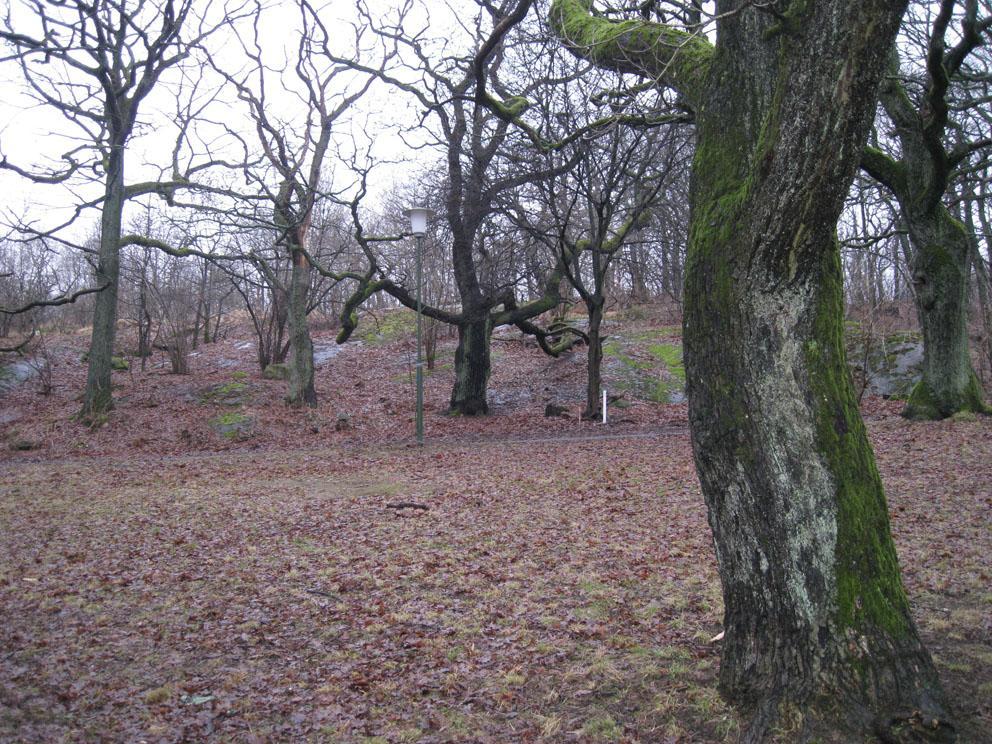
[552, 1, 952, 739]
[450, 314, 492, 415]
[286, 249, 317, 408]
[80, 141, 125, 420]
[902, 209, 988, 418]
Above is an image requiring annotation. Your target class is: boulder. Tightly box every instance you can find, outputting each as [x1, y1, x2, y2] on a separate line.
[263, 363, 290, 380]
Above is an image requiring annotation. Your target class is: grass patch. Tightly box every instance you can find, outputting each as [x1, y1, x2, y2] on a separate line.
[581, 712, 623, 741]
[211, 381, 247, 397]
[602, 336, 686, 403]
[648, 342, 686, 402]
[143, 685, 173, 705]
[648, 343, 685, 382]
[629, 326, 682, 341]
[290, 536, 322, 554]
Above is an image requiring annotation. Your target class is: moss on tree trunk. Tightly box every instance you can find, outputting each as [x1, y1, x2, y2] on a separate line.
[80, 142, 125, 420]
[902, 209, 990, 419]
[552, 0, 952, 738]
[583, 299, 604, 419]
[862, 42, 991, 421]
[684, 15, 950, 737]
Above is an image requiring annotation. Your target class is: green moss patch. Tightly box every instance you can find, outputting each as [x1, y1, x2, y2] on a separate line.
[198, 380, 251, 406]
[209, 411, 255, 440]
[262, 363, 290, 381]
[602, 337, 686, 403]
[359, 310, 418, 346]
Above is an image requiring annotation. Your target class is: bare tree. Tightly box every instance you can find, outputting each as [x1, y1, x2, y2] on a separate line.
[188, 0, 386, 406]
[0, 0, 240, 419]
[510, 117, 688, 417]
[333, 0, 582, 415]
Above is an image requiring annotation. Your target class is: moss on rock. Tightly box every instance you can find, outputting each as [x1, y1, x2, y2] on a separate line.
[263, 363, 290, 381]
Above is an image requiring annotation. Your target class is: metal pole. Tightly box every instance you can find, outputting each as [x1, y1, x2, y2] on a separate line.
[415, 233, 424, 446]
[602, 387, 607, 425]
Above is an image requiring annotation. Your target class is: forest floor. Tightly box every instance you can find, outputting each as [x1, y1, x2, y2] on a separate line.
[1, 308, 991, 742]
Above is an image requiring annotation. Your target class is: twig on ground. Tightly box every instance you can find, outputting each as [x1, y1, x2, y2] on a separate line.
[385, 502, 429, 511]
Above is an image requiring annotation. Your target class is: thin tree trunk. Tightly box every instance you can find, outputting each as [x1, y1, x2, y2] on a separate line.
[286, 249, 316, 407]
[892, 230, 904, 301]
[191, 259, 208, 351]
[80, 142, 125, 419]
[964, 192, 992, 386]
[583, 298, 604, 419]
[137, 262, 151, 370]
[270, 285, 289, 366]
[628, 245, 649, 304]
[972, 237, 992, 385]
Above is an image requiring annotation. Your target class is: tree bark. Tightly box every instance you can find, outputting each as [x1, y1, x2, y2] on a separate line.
[861, 54, 991, 418]
[552, 1, 953, 739]
[583, 297, 604, 419]
[449, 315, 492, 415]
[80, 140, 125, 419]
[901, 208, 988, 418]
[286, 248, 317, 408]
[137, 264, 152, 366]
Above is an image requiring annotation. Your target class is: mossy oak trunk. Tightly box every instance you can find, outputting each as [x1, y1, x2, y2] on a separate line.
[450, 316, 492, 415]
[552, 0, 952, 739]
[287, 250, 317, 408]
[902, 210, 989, 419]
[861, 46, 991, 421]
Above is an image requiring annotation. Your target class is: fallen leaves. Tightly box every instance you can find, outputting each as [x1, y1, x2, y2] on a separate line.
[0, 319, 990, 741]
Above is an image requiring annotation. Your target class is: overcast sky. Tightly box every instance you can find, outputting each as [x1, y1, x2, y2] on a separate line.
[0, 0, 477, 241]
[0, 0, 736, 244]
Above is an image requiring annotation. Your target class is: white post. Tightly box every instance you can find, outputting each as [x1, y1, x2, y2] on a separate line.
[602, 388, 607, 424]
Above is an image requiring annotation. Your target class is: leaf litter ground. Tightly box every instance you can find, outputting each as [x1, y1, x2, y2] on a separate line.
[1, 312, 991, 742]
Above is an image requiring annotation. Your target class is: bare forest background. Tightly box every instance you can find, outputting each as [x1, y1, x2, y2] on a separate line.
[1, 0, 990, 417]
